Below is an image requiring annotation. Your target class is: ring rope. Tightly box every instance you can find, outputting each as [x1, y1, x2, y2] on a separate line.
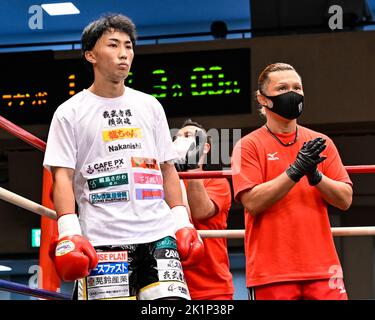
[0, 186, 56, 219]
[0, 115, 374, 177]
[178, 166, 375, 179]
[0, 186, 374, 237]
[0, 279, 70, 300]
[0, 115, 46, 152]
[198, 227, 375, 238]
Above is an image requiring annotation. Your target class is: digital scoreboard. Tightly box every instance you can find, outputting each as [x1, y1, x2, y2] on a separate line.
[0, 47, 251, 125]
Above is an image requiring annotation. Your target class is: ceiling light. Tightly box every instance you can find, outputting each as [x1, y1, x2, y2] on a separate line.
[41, 2, 80, 16]
[0, 265, 12, 272]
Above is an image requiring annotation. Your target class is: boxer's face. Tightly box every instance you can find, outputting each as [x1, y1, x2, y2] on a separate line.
[85, 29, 134, 82]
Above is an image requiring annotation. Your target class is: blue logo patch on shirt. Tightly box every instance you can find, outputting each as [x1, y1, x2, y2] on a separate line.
[89, 191, 130, 204]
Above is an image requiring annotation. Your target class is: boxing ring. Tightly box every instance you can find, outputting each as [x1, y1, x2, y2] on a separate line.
[0, 115, 375, 299]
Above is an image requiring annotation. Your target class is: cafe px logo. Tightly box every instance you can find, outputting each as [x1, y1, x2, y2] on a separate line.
[28, 5, 43, 30]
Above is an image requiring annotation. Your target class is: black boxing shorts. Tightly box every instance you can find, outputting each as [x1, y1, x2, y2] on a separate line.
[73, 236, 190, 300]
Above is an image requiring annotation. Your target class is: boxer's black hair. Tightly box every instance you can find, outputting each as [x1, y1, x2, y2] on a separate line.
[81, 14, 137, 71]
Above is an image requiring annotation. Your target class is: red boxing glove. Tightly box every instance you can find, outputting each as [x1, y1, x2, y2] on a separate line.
[50, 213, 98, 282]
[172, 206, 204, 268]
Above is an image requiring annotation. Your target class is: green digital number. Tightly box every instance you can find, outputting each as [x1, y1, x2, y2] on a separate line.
[128, 66, 241, 99]
[191, 66, 241, 96]
[151, 69, 168, 98]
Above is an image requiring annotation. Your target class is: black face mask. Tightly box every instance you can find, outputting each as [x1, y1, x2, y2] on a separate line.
[261, 91, 304, 120]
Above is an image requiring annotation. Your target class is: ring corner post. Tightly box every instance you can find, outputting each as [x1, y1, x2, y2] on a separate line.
[38, 169, 60, 293]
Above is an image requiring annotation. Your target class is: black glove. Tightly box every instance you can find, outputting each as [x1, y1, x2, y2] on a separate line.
[307, 167, 323, 186]
[174, 130, 207, 172]
[286, 137, 327, 183]
[305, 138, 327, 186]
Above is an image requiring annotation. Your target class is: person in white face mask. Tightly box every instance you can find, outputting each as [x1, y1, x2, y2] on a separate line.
[173, 119, 234, 300]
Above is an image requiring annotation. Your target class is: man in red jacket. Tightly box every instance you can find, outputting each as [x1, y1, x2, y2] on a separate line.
[174, 119, 234, 300]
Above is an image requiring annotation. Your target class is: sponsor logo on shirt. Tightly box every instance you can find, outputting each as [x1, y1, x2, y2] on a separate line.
[267, 152, 279, 161]
[135, 188, 164, 200]
[87, 173, 129, 191]
[107, 142, 142, 153]
[102, 109, 133, 127]
[134, 172, 163, 185]
[89, 190, 130, 204]
[85, 158, 126, 175]
[102, 128, 142, 142]
[131, 157, 159, 170]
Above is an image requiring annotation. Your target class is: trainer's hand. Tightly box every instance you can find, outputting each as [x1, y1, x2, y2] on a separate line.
[174, 130, 207, 172]
[286, 137, 327, 183]
[172, 206, 204, 267]
[49, 213, 98, 282]
[305, 138, 327, 186]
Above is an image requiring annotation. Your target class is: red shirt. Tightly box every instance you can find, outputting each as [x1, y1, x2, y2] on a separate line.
[183, 178, 234, 299]
[231, 125, 352, 287]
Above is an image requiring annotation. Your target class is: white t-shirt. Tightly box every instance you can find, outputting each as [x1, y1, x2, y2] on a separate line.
[43, 87, 178, 246]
